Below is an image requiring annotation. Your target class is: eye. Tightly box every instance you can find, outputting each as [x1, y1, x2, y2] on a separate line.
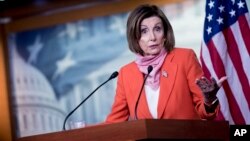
[155, 26, 162, 32]
[140, 28, 148, 34]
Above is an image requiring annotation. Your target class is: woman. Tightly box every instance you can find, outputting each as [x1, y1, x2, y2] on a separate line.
[106, 4, 226, 123]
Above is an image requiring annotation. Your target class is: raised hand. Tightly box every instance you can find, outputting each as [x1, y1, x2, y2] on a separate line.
[196, 76, 227, 105]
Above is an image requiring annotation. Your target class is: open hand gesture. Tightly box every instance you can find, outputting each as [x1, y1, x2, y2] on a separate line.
[196, 76, 227, 105]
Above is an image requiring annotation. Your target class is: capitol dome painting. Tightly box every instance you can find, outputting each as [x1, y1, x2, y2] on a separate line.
[11, 47, 66, 137]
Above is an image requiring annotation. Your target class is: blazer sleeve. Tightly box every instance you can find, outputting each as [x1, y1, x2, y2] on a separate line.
[105, 67, 129, 123]
[185, 50, 220, 120]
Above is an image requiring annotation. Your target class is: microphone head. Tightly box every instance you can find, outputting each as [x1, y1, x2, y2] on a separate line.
[109, 71, 119, 80]
[147, 65, 153, 74]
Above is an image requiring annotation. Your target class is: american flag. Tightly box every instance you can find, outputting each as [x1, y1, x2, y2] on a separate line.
[201, 0, 250, 124]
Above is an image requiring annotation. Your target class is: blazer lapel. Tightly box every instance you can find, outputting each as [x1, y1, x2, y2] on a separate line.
[157, 52, 177, 118]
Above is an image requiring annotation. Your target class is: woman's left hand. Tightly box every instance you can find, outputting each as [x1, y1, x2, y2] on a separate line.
[196, 76, 227, 105]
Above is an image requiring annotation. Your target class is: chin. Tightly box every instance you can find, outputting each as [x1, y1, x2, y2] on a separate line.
[144, 48, 162, 56]
[147, 52, 160, 56]
[151, 50, 161, 55]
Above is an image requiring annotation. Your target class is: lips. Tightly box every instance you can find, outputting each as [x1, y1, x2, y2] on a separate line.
[148, 44, 159, 48]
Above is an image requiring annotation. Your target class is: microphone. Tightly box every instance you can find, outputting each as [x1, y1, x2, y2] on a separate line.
[134, 65, 153, 120]
[62, 71, 119, 130]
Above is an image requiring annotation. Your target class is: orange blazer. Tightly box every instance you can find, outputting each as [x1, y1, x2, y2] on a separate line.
[106, 48, 219, 123]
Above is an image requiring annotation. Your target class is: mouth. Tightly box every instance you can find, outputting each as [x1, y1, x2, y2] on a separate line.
[148, 44, 159, 48]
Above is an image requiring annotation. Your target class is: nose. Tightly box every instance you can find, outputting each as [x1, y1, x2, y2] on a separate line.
[149, 31, 156, 41]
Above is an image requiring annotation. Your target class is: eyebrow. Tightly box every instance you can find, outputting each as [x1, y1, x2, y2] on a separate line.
[140, 22, 162, 27]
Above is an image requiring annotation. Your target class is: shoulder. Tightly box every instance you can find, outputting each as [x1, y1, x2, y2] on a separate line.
[166, 47, 197, 62]
[116, 61, 140, 83]
[119, 61, 138, 74]
[170, 47, 196, 56]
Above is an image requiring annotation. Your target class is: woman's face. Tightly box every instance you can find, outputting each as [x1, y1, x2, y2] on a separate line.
[139, 16, 165, 56]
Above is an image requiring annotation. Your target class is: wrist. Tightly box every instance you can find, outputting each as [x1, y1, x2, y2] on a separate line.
[204, 98, 219, 113]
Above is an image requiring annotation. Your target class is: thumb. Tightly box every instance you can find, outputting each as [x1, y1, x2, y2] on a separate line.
[217, 76, 227, 87]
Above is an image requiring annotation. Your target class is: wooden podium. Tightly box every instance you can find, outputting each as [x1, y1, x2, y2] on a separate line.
[17, 119, 229, 141]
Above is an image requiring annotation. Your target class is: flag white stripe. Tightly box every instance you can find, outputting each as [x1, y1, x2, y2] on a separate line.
[217, 88, 235, 124]
[246, 13, 250, 28]
[201, 42, 219, 83]
[212, 33, 250, 123]
[231, 19, 250, 82]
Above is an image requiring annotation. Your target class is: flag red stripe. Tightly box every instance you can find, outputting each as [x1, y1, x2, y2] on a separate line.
[215, 110, 226, 121]
[206, 40, 246, 124]
[222, 82, 246, 124]
[223, 28, 250, 109]
[238, 15, 250, 54]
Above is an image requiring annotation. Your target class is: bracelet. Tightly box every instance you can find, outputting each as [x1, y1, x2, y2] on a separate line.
[205, 98, 218, 106]
[211, 98, 218, 105]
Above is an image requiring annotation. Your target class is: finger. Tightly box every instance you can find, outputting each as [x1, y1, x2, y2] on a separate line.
[217, 76, 227, 87]
[195, 79, 202, 86]
[210, 77, 217, 86]
[197, 77, 205, 84]
[196, 78, 206, 90]
[202, 77, 210, 85]
[199, 77, 211, 89]
[197, 77, 208, 84]
[196, 77, 211, 91]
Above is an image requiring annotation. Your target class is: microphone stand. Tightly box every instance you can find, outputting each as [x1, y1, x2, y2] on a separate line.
[62, 71, 118, 130]
[134, 65, 153, 120]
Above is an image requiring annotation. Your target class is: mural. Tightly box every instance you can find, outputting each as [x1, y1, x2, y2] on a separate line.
[6, 0, 221, 138]
[8, 12, 131, 137]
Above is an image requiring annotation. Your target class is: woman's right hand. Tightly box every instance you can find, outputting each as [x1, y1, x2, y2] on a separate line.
[196, 76, 227, 105]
